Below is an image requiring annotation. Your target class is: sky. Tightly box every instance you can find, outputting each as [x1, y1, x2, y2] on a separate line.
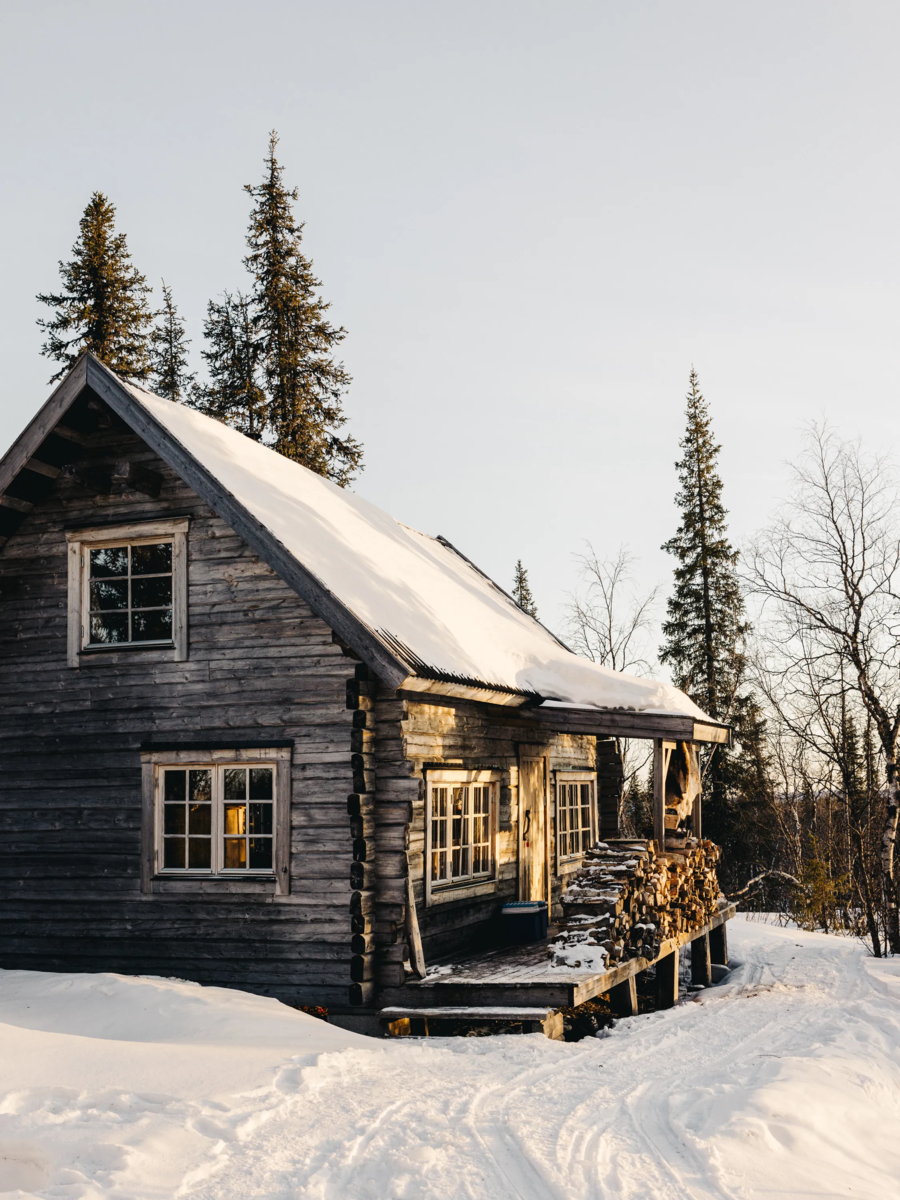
[2, 1, 899, 663]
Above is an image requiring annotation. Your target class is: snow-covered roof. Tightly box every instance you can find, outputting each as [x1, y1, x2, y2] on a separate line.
[112, 377, 707, 721]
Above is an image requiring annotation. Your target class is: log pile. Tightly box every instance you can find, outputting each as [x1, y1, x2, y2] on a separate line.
[551, 838, 722, 972]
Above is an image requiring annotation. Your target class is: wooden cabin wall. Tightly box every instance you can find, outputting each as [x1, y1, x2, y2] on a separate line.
[0, 406, 359, 1007]
[372, 691, 596, 965]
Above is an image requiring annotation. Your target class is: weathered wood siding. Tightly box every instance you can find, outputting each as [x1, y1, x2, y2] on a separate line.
[0, 403, 358, 1006]
[372, 689, 596, 967]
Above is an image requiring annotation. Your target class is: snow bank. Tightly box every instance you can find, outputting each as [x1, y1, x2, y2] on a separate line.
[124, 383, 707, 718]
[3, 921, 900, 1198]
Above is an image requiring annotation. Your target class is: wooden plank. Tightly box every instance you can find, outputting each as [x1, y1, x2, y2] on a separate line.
[608, 975, 638, 1018]
[656, 947, 679, 1009]
[690, 930, 712, 986]
[709, 921, 728, 965]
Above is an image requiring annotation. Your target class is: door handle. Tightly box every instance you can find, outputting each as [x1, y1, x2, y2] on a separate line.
[523, 810, 531, 840]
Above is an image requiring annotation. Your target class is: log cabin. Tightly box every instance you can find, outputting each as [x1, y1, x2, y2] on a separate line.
[0, 354, 732, 1036]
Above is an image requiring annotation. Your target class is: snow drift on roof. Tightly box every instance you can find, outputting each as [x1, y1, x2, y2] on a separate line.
[124, 383, 707, 719]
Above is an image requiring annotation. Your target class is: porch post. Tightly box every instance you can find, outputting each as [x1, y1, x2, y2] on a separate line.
[653, 738, 666, 848]
[691, 744, 702, 840]
[656, 947, 679, 1009]
[710, 921, 728, 966]
[608, 974, 638, 1018]
[690, 930, 712, 986]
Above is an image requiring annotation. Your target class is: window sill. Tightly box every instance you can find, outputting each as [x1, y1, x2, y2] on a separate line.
[149, 874, 278, 896]
[154, 872, 275, 880]
[427, 878, 497, 906]
[81, 641, 175, 655]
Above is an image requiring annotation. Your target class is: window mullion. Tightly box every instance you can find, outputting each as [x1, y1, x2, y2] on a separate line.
[213, 766, 222, 875]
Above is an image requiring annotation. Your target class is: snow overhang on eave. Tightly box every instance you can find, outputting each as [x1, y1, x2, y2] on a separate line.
[395, 680, 732, 744]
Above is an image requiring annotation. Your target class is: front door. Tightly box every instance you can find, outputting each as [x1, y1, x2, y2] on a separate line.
[518, 750, 548, 902]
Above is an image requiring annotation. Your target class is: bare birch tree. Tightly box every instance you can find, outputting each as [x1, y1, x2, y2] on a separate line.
[749, 426, 900, 951]
[566, 545, 660, 829]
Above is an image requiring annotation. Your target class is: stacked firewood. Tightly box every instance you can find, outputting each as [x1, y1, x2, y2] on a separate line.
[551, 839, 722, 971]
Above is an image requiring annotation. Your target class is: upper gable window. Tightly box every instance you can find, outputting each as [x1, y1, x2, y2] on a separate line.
[66, 519, 188, 665]
[88, 540, 173, 645]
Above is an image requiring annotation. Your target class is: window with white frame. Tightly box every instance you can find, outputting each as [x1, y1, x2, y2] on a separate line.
[427, 771, 497, 891]
[66, 519, 188, 665]
[140, 747, 291, 892]
[556, 773, 596, 861]
[88, 540, 173, 646]
[160, 763, 275, 872]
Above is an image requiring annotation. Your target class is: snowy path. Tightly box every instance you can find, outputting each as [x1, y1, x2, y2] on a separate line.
[2, 918, 900, 1199]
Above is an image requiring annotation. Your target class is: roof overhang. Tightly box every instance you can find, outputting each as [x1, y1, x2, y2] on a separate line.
[397, 685, 731, 744]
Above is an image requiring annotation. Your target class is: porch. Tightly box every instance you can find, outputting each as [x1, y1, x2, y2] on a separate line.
[380, 898, 736, 1036]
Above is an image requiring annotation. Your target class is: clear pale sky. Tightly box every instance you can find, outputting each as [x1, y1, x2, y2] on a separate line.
[2, 2, 898, 651]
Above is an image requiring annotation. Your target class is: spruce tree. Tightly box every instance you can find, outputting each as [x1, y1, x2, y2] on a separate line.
[512, 560, 538, 617]
[37, 192, 153, 382]
[192, 292, 267, 440]
[149, 281, 195, 402]
[660, 369, 766, 862]
[243, 131, 361, 484]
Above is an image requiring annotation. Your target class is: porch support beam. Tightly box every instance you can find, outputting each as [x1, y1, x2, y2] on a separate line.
[656, 947, 679, 1009]
[690, 931, 712, 986]
[608, 975, 638, 1018]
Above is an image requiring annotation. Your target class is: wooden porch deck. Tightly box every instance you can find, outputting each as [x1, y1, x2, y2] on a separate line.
[380, 900, 736, 1014]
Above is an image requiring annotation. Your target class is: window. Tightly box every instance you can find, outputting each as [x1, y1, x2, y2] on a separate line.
[88, 540, 173, 646]
[556, 773, 596, 863]
[140, 746, 291, 894]
[426, 770, 497, 902]
[66, 519, 188, 664]
[160, 763, 275, 872]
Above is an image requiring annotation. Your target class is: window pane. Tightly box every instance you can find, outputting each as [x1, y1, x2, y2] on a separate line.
[224, 804, 246, 834]
[164, 805, 186, 835]
[90, 546, 127, 577]
[249, 803, 272, 835]
[189, 838, 211, 868]
[189, 770, 211, 803]
[90, 613, 128, 643]
[224, 768, 246, 800]
[189, 804, 211, 835]
[131, 542, 172, 575]
[164, 771, 186, 803]
[224, 838, 246, 868]
[131, 608, 172, 642]
[249, 768, 273, 800]
[90, 579, 128, 611]
[249, 838, 272, 868]
[164, 838, 185, 868]
[131, 576, 172, 609]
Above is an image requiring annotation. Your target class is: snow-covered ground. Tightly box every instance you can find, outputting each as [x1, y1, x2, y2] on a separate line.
[1, 917, 899, 1199]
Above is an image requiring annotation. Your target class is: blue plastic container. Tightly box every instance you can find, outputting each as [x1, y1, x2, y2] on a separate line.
[501, 900, 549, 944]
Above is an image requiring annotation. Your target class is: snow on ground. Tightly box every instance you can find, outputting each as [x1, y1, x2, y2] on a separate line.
[2, 917, 900, 1199]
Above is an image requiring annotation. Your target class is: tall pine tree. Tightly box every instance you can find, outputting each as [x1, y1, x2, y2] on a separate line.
[512, 560, 538, 617]
[149, 281, 195, 402]
[242, 131, 362, 484]
[660, 369, 768, 868]
[37, 192, 153, 382]
[192, 292, 267, 440]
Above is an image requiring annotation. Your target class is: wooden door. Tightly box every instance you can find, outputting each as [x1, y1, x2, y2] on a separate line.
[518, 752, 548, 902]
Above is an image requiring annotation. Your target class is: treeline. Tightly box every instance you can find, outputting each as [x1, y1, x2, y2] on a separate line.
[551, 371, 900, 957]
[36, 132, 361, 486]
